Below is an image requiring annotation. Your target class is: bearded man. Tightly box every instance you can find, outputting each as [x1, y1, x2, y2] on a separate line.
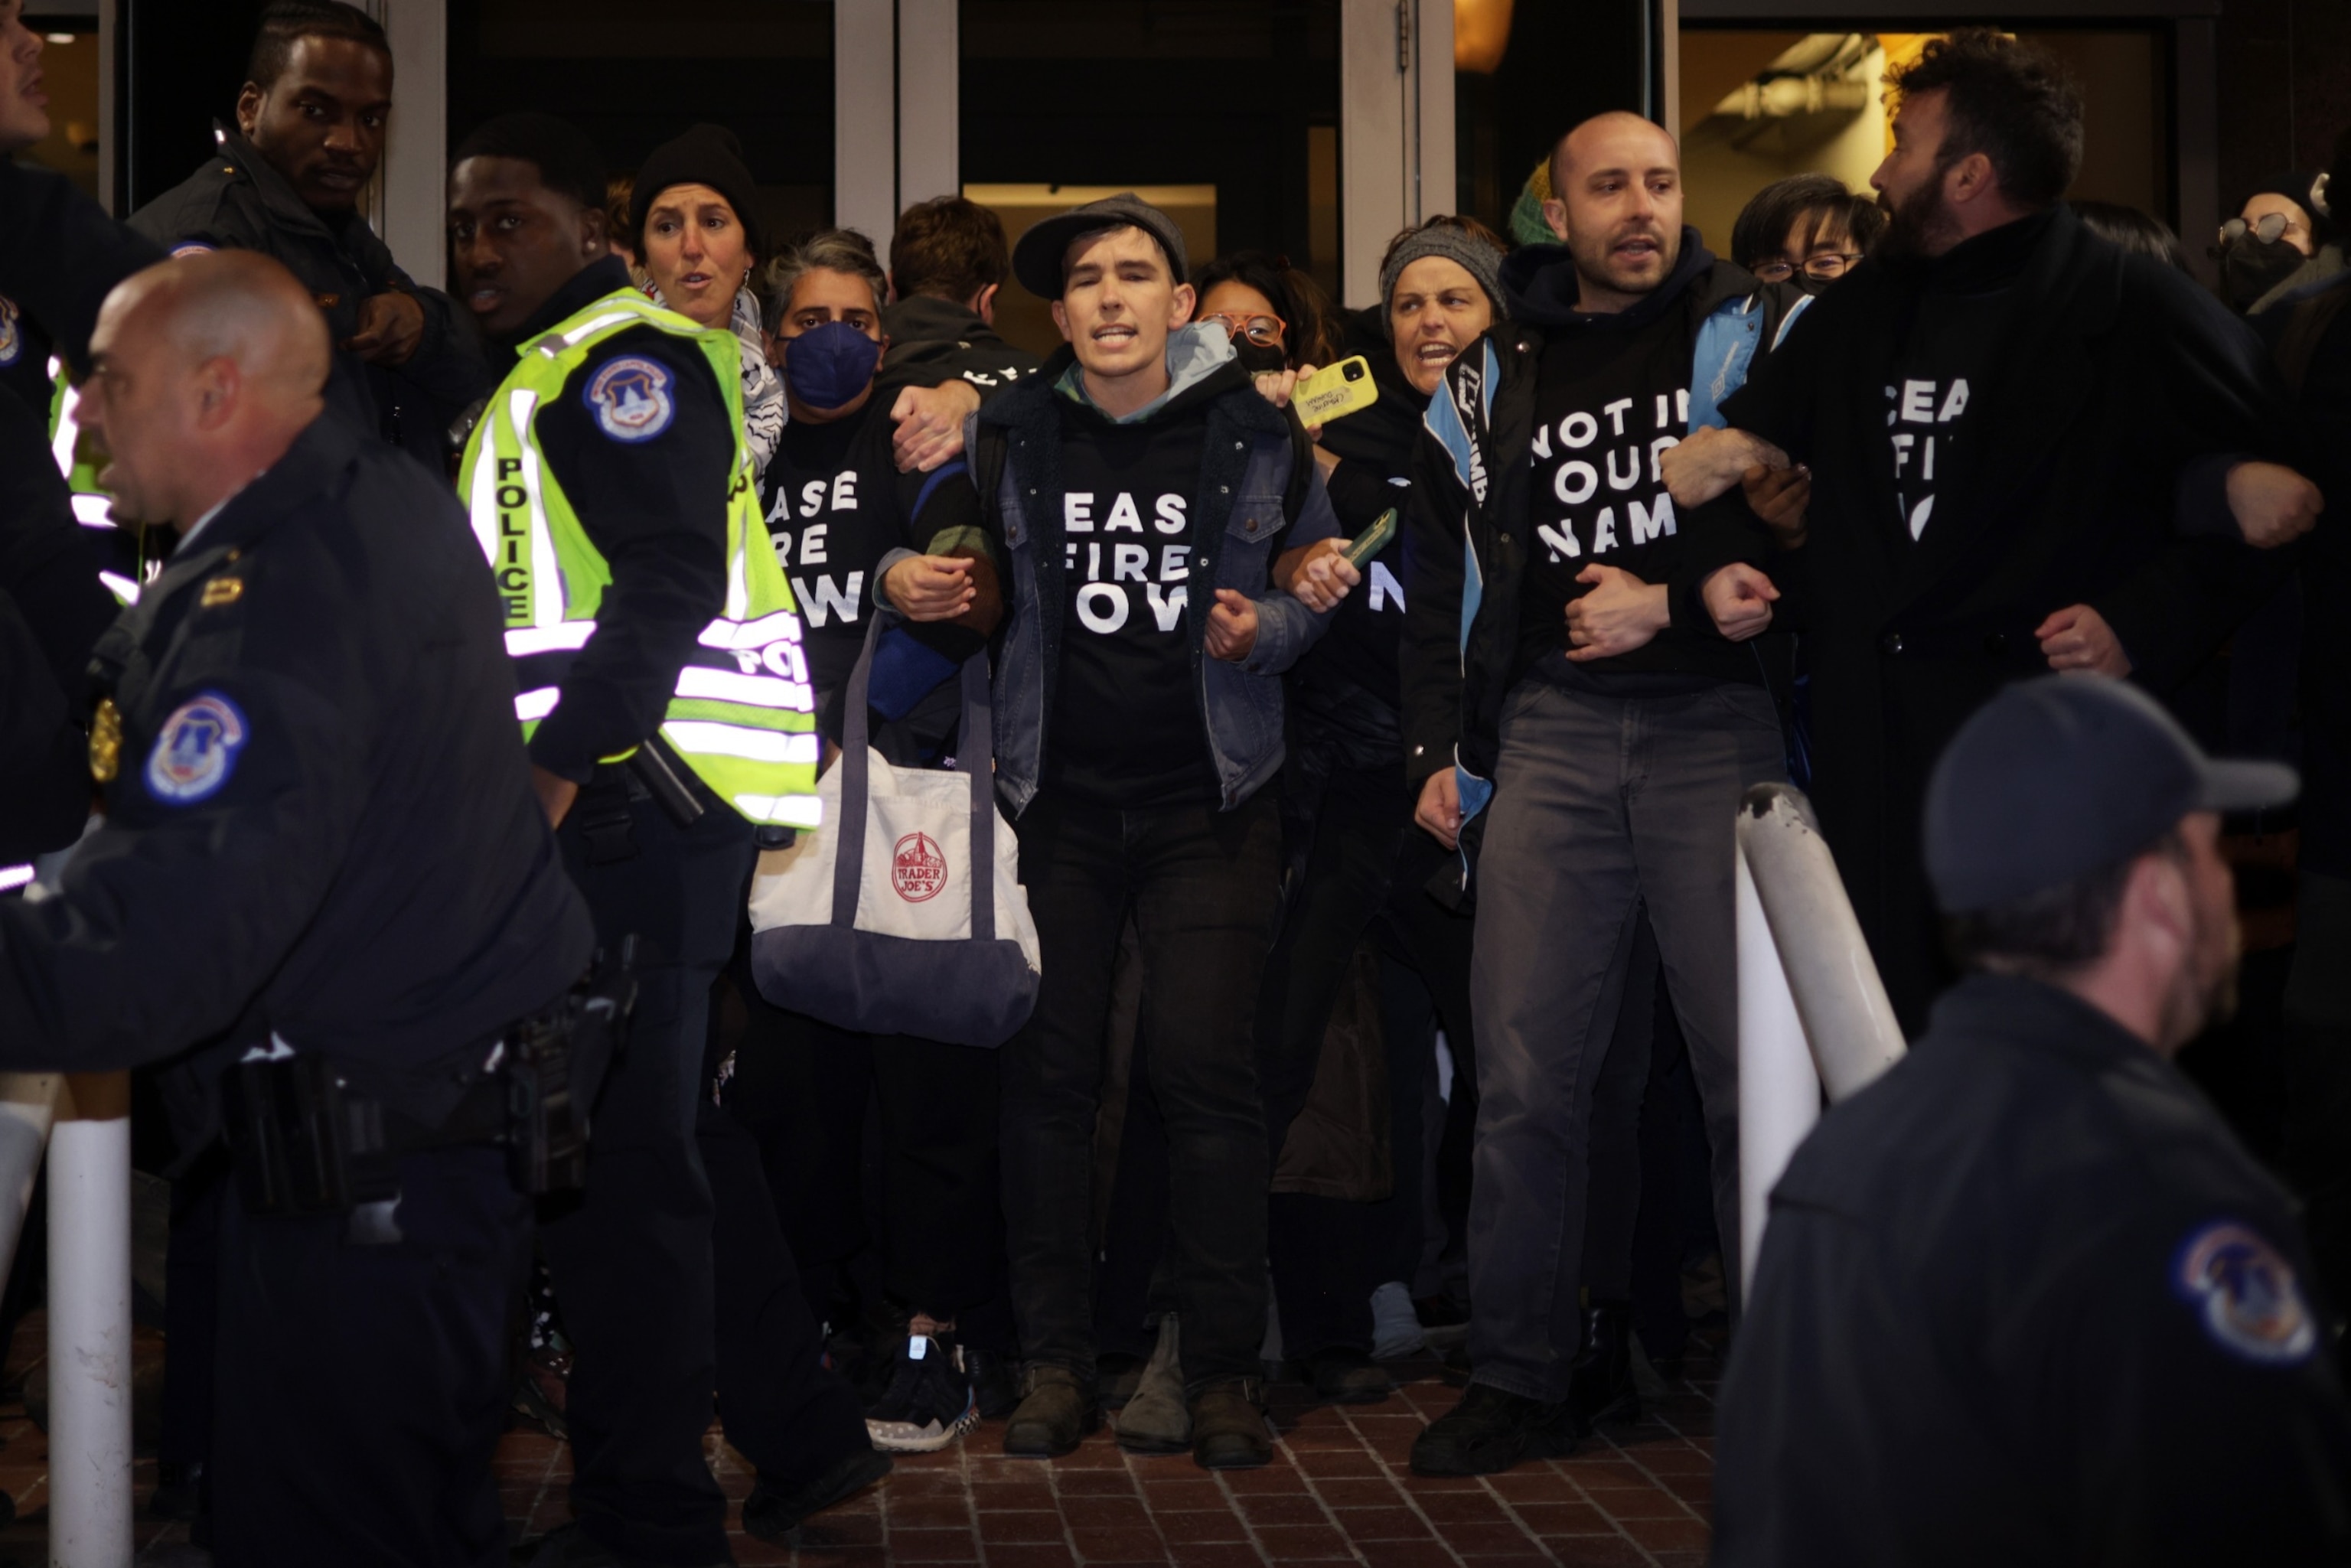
[1662, 29, 2318, 1030]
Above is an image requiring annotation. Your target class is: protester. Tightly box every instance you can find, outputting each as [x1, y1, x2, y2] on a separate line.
[880, 194, 1040, 395]
[1713, 676, 2351, 1564]
[1251, 216, 1502, 1388]
[2073, 199, 2191, 270]
[1195, 249, 1339, 377]
[1663, 29, 2318, 1033]
[630, 123, 784, 477]
[1399, 112, 1803, 1478]
[2256, 122, 2351, 1348]
[1728, 173, 1884, 292]
[977, 192, 1340, 1469]
[719, 223, 1018, 1452]
[2220, 170, 2331, 313]
[128, 0, 484, 468]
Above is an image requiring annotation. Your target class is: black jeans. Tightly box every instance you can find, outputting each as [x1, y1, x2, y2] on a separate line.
[1003, 788, 1280, 1388]
[210, 1148, 529, 1567]
[1255, 765, 1476, 1358]
[725, 971, 1009, 1334]
[543, 792, 751, 1564]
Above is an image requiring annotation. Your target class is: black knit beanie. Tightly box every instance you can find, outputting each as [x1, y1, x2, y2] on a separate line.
[2239, 169, 2333, 244]
[630, 123, 765, 253]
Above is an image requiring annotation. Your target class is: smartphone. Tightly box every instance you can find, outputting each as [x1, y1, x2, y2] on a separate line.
[1295, 355, 1378, 426]
[1342, 508, 1399, 569]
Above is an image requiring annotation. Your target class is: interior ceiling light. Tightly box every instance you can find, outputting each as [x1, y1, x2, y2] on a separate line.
[1455, 0, 1511, 74]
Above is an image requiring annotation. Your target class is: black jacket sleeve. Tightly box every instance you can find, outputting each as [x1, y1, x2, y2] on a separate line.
[529, 330, 734, 782]
[1398, 422, 1470, 793]
[0, 161, 167, 372]
[2092, 266, 2302, 690]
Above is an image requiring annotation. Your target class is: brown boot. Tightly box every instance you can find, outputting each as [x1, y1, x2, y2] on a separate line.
[1002, 1363, 1097, 1459]
[1189, 1377, 1272, 1470]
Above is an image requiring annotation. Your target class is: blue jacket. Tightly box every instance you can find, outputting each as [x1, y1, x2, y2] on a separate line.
[970, 341, 1340, 815]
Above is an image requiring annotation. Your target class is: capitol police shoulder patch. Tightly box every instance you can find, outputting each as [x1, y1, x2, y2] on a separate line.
[585, 354, 676, 443]
[0, 295, 20, 367]
[2173, 1218, 2317, 1366]
[145, 692, 249, 805]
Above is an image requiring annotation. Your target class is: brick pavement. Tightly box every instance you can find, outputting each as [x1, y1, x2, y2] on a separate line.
[0, 1322, 1717, 1566]
[491, 1345, 1720, 1568]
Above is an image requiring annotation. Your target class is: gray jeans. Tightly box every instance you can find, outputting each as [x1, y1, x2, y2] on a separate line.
[1466, 675, 1783, 1400]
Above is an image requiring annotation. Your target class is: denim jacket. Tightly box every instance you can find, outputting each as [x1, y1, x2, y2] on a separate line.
[970, 344, 1341, 816]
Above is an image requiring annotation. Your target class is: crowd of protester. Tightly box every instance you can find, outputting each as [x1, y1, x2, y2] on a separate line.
[3, 0, 2349, 1560]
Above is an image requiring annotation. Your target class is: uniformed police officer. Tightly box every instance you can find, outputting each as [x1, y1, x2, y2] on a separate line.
[1714, 675, 2351, 1565]
[0, 246, 595, 1565]
[129, 0, 485, 467]
[0, 14, 140, 761]
[447, 112, 869, 1566]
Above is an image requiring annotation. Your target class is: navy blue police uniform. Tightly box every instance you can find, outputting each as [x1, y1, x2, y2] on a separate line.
[0, 408, 595, 1566]
[501, 256, 870, 1564]
[0, 159, 165, 666]
[130, 125, 489, 467]
[1713, 972, 2351, 1566]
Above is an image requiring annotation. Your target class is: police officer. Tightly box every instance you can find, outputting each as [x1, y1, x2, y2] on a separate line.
[0, 112, 160, 865]
[129, 0, 485, 467]
[447, 112, 868, 1566]
[0, 0, 59, 416]
[1713, 676, 2351, 1565]
[0, 246, 593, 1565]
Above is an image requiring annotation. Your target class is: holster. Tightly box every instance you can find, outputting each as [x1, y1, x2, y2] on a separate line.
[224, 943, 641, 1232]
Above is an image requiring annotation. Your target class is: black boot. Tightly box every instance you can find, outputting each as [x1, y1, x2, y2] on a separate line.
[1566, 1300, 1639, 1429]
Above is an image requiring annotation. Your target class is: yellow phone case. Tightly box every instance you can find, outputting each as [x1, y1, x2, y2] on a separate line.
[1293, 355, 1379, 425]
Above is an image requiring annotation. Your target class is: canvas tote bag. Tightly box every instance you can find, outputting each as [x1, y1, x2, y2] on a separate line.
[745, 621, 1040, 1047]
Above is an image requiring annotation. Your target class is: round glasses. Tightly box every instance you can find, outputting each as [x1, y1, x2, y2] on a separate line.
[2220, 212, 2304, 246]
[1752, 253, 1863, 284]
[1201, 311, 1287, 346]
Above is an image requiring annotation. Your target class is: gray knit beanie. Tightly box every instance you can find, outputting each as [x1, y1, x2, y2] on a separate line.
[1377, 223, 1508, 337]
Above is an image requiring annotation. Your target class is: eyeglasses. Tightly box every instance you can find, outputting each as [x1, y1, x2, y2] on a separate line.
[1200, 311, 1287, 346]
[1751, 253, 1864, 284]
[2220, 212, 2305, 246]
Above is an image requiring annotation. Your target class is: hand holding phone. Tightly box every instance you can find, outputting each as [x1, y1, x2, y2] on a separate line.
[1295, 356, 1379, 426]
[1342, 508, 1399, 569]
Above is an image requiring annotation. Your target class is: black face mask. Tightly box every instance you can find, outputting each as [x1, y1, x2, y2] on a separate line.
[2222, 235, 2306, 308]
[1229, 335, 1290, 374]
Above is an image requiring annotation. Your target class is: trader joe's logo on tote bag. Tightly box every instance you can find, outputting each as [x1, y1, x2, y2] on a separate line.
[893, 832, 947, 903]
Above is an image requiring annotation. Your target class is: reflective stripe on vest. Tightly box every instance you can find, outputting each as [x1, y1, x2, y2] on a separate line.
[49, 360, 144, 605]
[459, 288, 820, 828]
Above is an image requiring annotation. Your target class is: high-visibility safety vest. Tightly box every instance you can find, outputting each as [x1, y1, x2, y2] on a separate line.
[458, 289, 822, 830]
[47, 360, 148, 606]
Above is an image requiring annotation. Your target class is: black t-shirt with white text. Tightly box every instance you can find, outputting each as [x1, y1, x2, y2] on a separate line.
[1043, 397, 1218, 808]
[1518, 310, 1753, 686]
[761, 400, 923, 705]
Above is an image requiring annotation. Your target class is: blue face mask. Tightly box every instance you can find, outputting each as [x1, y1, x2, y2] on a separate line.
[783, 319, 882, 411]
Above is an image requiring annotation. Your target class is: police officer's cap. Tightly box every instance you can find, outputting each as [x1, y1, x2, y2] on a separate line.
[1924, 675, 2297, 914]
